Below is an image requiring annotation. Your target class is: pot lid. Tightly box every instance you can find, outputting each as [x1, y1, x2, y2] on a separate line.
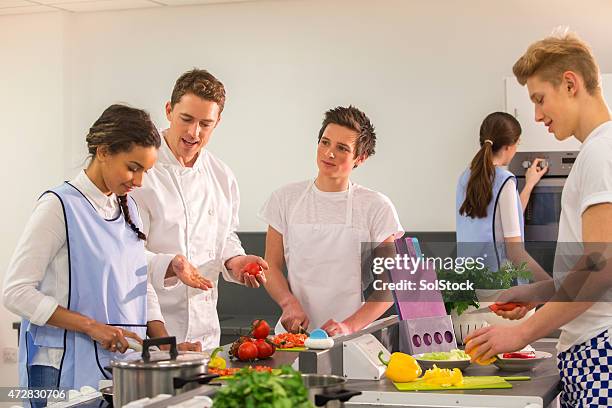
[110, 350, 209, 369]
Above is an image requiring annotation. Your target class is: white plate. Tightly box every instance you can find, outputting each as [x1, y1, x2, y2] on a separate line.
[493, 350, 552, 372]
[412, 353, 471, 371]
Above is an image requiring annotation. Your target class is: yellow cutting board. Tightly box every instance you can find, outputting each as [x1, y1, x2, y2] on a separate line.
[394, 376, 512, 391]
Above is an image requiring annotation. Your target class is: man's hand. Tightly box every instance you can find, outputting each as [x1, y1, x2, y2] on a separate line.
[321, 319, 353, 336]
[464, 325, 530, 363]
[167, 255, 214, 290]
[159, 342, 202, 352]
[280, 298, 309, 333]
[492, 284, 544, 320]
[225, 255, 269, 288]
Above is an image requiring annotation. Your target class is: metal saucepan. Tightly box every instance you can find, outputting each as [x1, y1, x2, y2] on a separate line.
[299, 374, 362, 407]
[108, 336, 218, 407]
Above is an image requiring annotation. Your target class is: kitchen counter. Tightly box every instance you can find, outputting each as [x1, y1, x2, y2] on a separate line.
[343, 338, 560, 407]
[215, 337, 560, 408]
[72, 325, 560, 408]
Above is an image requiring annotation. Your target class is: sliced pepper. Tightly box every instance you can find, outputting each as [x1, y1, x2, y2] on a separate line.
[378, 351, 422, 382]
[502, 352, 536, 359]
[422, 364, 463, 387]
[208, 347, 227, 370]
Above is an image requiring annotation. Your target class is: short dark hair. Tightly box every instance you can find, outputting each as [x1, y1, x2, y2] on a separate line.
[170, 68, 226, 112]
[317, 105, 376, 158]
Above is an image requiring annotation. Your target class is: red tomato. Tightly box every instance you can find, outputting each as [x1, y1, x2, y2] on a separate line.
[237, 341, 258, 361]
[244, 262, 262, 276]
[251, 319, 271, 339]
[255, 339, 276, 359]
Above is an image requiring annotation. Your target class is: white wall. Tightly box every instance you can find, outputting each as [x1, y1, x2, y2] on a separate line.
[0, 12, 66, 386]
[2, 0, 612, 385]
[62, 0, 612, 232]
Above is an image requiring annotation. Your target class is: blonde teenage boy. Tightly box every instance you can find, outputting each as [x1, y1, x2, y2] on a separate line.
[466, 32, 612, 407]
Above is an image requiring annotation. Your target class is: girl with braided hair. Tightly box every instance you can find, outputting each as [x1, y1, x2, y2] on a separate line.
[258, 105, 404, 336]
[3, 104, 164, 401]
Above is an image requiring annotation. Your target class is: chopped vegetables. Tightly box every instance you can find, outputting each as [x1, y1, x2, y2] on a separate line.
[209, 365, 276, 377]
[271, 333, 308, 348]
[422, 365, 464, 387]
[209, 347, 227, 369]
[502, 351, 536, 359]
[419, 349, 470, 361]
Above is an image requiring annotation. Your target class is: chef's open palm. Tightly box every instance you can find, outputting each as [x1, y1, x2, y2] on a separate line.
[169, 255, 214, 290]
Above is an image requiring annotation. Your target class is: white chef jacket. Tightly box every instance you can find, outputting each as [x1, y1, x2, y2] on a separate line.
[131, 131, 245, 348]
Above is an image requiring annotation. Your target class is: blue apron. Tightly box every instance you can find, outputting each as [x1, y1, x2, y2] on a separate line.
[18, 182, 147, 390]
[456, 167, 524, 272]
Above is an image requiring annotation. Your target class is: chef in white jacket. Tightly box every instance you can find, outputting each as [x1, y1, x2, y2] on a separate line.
[259, 106, 403, 335]
[132, 69, 267, 350]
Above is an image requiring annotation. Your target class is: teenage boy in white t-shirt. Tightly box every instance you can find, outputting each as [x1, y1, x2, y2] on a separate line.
[258, 106, 403, 336]
[466, 32, 612, 407]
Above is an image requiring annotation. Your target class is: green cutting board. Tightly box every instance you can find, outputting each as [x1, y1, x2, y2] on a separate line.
[394, 376, 512, 391]
[276, 346, 307, 352]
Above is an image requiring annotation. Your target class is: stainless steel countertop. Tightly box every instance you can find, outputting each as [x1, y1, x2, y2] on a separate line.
[216, 338, 560, 407]
[343, 338, 560, 407]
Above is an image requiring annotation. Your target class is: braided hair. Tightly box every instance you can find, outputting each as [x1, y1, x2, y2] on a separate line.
[86, 104, 161, 240]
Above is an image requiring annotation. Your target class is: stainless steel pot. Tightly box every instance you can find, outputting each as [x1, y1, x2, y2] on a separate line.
[300, 374, 361, 407]
[109, 336, 218, 407]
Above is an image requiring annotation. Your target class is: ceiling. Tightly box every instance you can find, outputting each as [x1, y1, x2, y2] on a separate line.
[0, 0, 263, 15]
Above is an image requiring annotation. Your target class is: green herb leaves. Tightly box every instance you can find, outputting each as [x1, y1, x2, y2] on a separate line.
[213, 365, 314, 408]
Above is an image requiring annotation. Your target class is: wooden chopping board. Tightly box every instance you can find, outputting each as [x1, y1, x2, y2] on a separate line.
[394, 376, 512, 391]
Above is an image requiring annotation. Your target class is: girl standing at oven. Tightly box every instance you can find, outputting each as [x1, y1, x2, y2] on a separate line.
[456, 112, 551, 316]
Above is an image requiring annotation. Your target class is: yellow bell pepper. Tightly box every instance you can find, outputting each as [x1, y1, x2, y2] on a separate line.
[465, 340, 497, 365]
[209, 347, 226, 370]
[422, 364, 463, 387]
[378, 351, 422, 382]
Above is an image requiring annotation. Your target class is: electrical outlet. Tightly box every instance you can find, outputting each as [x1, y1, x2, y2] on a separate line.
[2, 347, 18, 364]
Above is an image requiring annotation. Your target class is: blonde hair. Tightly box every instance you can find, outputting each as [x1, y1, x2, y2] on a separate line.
[513, 30, 601, 95]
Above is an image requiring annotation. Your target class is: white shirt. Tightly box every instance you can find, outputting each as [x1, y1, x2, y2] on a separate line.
[554, 120, 612, 351]
[258, 180, 404, 254]
[131, 132, 245, 346]
[2, 170, 121, 368]
[496, 179, 522, 239]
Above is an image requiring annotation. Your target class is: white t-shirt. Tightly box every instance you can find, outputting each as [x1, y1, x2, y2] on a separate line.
[554, 120, 612, 352]
[258, 180, 404, 249]
[496, 178, 522, 239]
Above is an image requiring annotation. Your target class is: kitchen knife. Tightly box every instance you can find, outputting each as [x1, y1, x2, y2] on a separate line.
[466, 302, 527, 315]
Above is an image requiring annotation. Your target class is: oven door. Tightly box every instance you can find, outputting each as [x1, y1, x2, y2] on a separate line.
[517, 177, 565, 242]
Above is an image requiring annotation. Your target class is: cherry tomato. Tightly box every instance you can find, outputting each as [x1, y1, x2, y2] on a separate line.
[237, 341, 258, 361]
[255, 339, 276, 359]
[251, 319, 271, 340]
[244, 262, 263, 276]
